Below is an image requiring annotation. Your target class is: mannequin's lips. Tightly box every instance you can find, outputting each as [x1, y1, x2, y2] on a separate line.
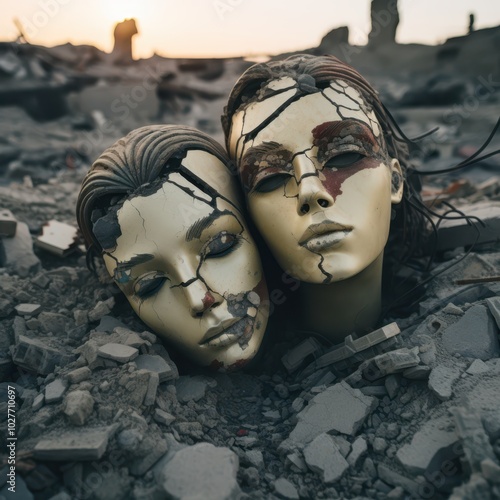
[199, 317, 249, 347]
[299, 221, 352, 251]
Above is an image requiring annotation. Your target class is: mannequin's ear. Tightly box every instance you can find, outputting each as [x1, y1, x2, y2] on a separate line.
[390, 159, 404, 204]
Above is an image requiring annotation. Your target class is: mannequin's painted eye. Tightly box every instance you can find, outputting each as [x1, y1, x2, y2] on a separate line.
[325, 152, 364, 168]
[254, 174, 290, 193]
[135, 274, 167, 299]
[205, 232, 241, 258]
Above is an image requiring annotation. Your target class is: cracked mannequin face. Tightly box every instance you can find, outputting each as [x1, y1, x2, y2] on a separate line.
[228, 77, 404, 284]
[98, 150, 268, 370]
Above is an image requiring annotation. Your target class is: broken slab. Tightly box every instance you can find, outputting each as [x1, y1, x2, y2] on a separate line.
[175, 376, 210, 403]
[289, 381, 377, 445]
[34, 426, 117, 461]
[160, 443, 240, 500]
[97, 343, 138, 363]
[466, 359, 490, 375]
[428, 365, 461, 401]
[45, 378, 68, 404]
[486, 296, 500, 330]
[281, 337, 322, 373]
[0, 208, 17, 236]
[0, 221, 41, 277]
[396, 416, 458, 475]
[35, 219, 78, 256]
[347, 436, 368, 468]
[274, 477, 299, 500]
[442, 305, 500, 360]
[134, 354, 175, 382]
[14, 303, 42, 318]
[303, 433, 349, 483]
[63, 390, 94, 426]
[154, 409, 176, 426]
[67, 366, 91, 384]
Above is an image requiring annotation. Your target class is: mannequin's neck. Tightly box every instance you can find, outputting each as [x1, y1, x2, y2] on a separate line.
[296, 253, 384, 345]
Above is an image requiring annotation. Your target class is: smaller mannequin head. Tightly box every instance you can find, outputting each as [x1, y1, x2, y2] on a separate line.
[77, 125, 268, 370]
[222, 55, 411, 284]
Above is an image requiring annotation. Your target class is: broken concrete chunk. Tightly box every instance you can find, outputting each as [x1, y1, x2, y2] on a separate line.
[428, 365, 461, 401]
[347, 436, 368, 468]
[466, 359, 490, 375]
[45, 378, 68, 404]
[134, 354, 174, 382]
[0, 221, 41, 277]
[377, 464, 420, 497]
[63, 390, 94, 426]
[14, 303, 41, 318]
[0, 208, 17, 236]
[274, 477, 299, 499]
[88, 300, 113, 322]
[486, 296, 500, 330]
[129, 435, 169, 476]
[245, 449, 264, 470]
[67, 366, 91, 384]
[303, 433, 349, 483]
[281, 337, 322, 373]
[396, 416, 458, 475]
[35, 219, 78, 256]
[32, 393, 44, 411]
[97, 343, 138, 363]
[480, 458, 500, 484]
[289, 381, 377, 445]
[34, 425, 117, 461]
[160, 443, 240, 500]
[442, 305, 500, 360]
[175, 376, 209, 403]
[144, 372, 159, 406]
[385, 375, 401, 399]
[154, 408, 176, 426]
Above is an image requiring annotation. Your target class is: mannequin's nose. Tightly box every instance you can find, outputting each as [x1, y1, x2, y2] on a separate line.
[183, 279, 222, 318]
[296, 176, 334, 215]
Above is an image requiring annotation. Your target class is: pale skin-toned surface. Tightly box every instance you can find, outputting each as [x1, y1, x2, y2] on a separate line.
[101, 151, 268, 370]
[228, 79, 404, 342]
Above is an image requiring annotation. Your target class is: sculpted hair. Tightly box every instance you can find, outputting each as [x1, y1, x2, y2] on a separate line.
[76, 125, 230, 257]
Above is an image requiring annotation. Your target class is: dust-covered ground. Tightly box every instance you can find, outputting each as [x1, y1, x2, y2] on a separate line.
[1, 33, 500, 500]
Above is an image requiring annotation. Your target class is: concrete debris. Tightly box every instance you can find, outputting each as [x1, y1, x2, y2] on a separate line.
[449, 473, 492, 500]
[347, 436, 368, 467]
[481, 459, 500, 484]
[63, 390, 94, 425]
[160, 443, 240, 500]
[428, 365, 462, 400]
[134, 354, 176, 382]
[0, 208, 17, 236]
[88, 299, 114, 322]
[0, 221, 41, 277]
[377, 464, 420, 497]
[486, 296, 500, 330]
[396, 416, 458, 475]
[466, 359, 491, 375]
[175, 375, 211, 403]
[281, 337, 322, 373]
[245, 449, 264, 469]
[442, 305, 500, 360]
[67, 366, 91, 383]
[45, 378, 68, 404]
[35, 220, 78, 256]
[34, 425, 118, 461]
[289, 381, 377, 445]
[15, 303, 42, 317]
[274, 477, 299, 499]
[97, 343, 139, 363]
[385, 375, 401, 399]
[303, 433, 349, 483]
[154, 408, 176, 426]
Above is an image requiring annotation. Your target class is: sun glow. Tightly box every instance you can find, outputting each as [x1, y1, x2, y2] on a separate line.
[100, 0, 144, 24]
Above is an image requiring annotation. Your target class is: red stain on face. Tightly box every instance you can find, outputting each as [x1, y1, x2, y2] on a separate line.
[202, 291, 216, 310]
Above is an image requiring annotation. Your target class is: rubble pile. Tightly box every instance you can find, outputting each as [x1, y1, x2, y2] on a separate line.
[0, 37, 500, 500]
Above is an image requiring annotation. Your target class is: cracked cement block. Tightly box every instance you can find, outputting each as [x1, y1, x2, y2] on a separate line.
[144, 372, 159, 406]
[45, 378, 68, 404]
[396, 416, 458, 475]
[428, 365, 461, 401]
[97, 343, 138, 363]
[347, 436, 368, 467]
[385, 375, 401, 399]
[289, 381, 377, 445]
[274, 477, 299, 499]
[245, 449, 264, 470]
[67, 366, 91, 384]
[442, 305, 500, 360]
[34, 425, 117, 461]
[0, 221, 41, 277]
[486, 296, 500, 330]
[63, 390, 94, 426]
[303, 433, 349, 483]
[160, 443, 240, 500]
[154, 409, 176, 426]
[15, 303, 42, 318]
[35, 219, 78, 256]
[466, 359, 490, 375]
[134, 354, 175, 382]
[88, 300, 113, 322]
[129, 435, 169, 476]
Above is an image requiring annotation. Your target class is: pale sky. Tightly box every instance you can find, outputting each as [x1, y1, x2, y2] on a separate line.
[1, 0, 499, 58]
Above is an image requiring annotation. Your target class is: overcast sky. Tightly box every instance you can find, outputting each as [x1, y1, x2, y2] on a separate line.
[1, 0, 499, 58]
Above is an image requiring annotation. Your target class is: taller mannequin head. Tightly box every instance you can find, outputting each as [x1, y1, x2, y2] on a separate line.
[222, 55, 410, 284]
[77, 125, 268, 370]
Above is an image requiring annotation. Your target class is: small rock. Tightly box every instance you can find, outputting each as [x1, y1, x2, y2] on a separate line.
[98, 343, 138, 363]
[274, 477, 299, 499]
[0, 221, 41, 277]
[347, 436, 368, 467]
[15, 303, 42, 318]
[88, 300, 112, 322]
[373, 437, 388, 453]
[160, 443, 240, 500]
[486, 297, 500, 330]
[154, 409, 176, 426]
[403, 365, 431, 380]
[443, 303, 463, 315]
[144, 372, 159, 406]
[45, 378, 68, 404]
[38, 312, 66, 334]
[175, 376, 209, 403]
[274, 384, 289, 399]
[303, 433, 349, 483]
[480, 458, 500, 483]
[67, 366, 91, 384]
[63, 390, 94, 426]
[134, 354, 175, 382]
[245, 449, 264, 470]
[428, 365, 461, 401]
[466, 359, 490, 375]
[32, 393, 44, 411]
[385, 375, 401, 399]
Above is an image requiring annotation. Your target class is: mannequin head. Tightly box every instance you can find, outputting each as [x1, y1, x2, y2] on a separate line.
[77, 125, 268, 370]
[222, 55, 416, 284]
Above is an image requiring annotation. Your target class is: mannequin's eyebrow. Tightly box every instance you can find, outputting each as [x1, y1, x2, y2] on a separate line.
[113, 253, 154, 281]
[312, 119, 378, 148]
[186, 214, 217, 242]
[242, 141, 290, 163]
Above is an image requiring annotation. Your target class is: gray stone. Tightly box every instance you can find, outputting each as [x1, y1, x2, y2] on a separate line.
[67, 366, 92, 384]
[486, 297, 500, 330]
[466, 359, 490, 375]
[403, 365, 431, 380]
[88, 300, 113, 322]
[144, 372, 159, 406]
[377, 464, 420, 497]
[96, 315, 127, 332]
[303, 433, 349, 483]
[175, 376, 209, 403]
[286, 452, 307, 472]
[428, 365, 461, 401]
[289, 381, 377, 445]
[481, 458, 500, 483]
[154, 409, 176, 426]
[32, 393, 44, 411]
[12, 335, 75, 375]
[129, 435, 169, 476]
[134, 354, 175, 382]
[15, 303, 41, 317]
[373, 437, 388, 453]
[274, 477, 299, 499]
[45, 378, 68, 404]
[385, 375, 401, 399]
[34, 425, 117, 461]
[396, 416, 458, 475]
[245, 449, 264, 469]
[98, 343, 138, 363]
[443, 303, 464, 316]
[442, 305, 500, 360]
[347, 436, 368, 467]
[63, 390, 94, 426]
[38, 312, 67, 334]
[0, 221, 41, 277]
[331, 435, 351, 458]
[160, 443, 240, 500]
